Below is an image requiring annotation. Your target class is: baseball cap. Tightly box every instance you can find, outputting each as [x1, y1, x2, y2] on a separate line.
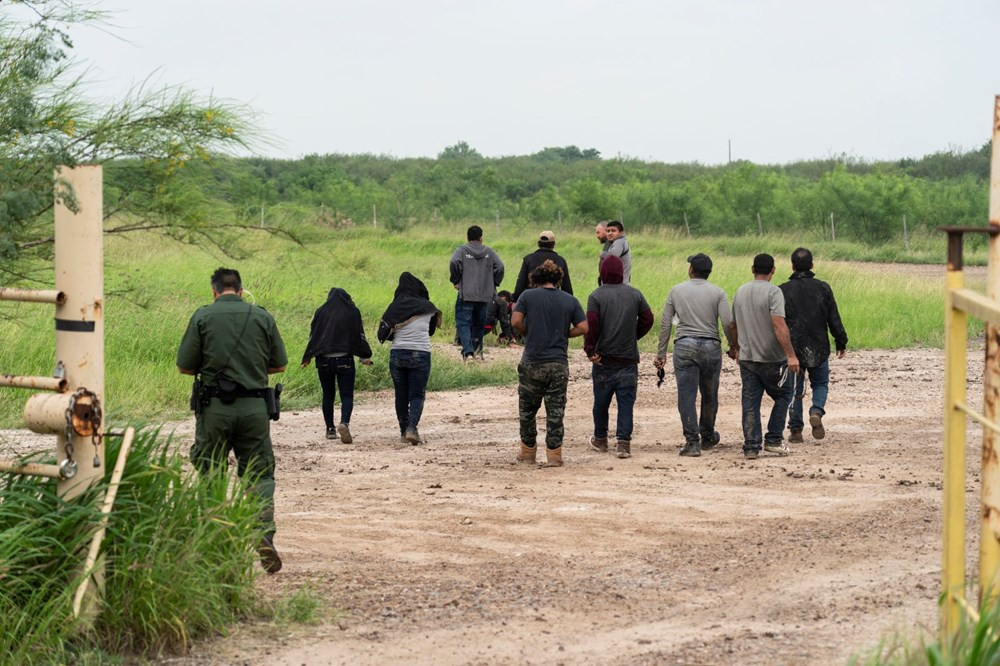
[752, 253, 775, 274]
[539, 230, 556, 242]
[687, 253, 713, 274]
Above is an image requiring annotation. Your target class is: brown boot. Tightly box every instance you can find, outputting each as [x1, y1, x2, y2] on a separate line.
[616, 440, 631, 459]
[545, 446, 563, 467]
[590, 436, 609, 453]
[788, 429, 804, 444]
[516, 443, 537, 464]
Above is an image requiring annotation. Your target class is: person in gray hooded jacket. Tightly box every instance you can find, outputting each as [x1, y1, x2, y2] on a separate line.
[449, 225, 505, 360]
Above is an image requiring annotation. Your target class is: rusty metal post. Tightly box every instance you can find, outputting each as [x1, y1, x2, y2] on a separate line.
[52, 165, 105, 499]
[982, 95, 1000, 602]
[942, 229, 968, 645]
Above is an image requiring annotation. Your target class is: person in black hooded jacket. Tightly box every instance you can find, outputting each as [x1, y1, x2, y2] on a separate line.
[779, 247, 849, 443]
[302, 288, 373, 443]
[378, 272, 442, 444]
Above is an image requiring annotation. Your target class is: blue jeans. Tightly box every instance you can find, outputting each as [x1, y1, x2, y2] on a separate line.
[592, 363, 638, 442]
[739, 360, 794, 453]
[455, 298, 488, 358]
[316, 356, 355, 427]
[787, 360, 830, 431]
[389, 349, 431, 433]
[672, 338, 722, 445]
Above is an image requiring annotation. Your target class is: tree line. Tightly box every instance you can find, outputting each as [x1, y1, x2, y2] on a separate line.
[150, 140, 992, 245]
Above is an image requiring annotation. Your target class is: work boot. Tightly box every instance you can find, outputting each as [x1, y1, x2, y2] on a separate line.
[809, 410, 826, 440]
[616, 440, 631, 459]
[405, 427, 422, 445]
[744, 449, 759, 460]
[545, 446, 564, 467]
[337, 422, 353, 444]
[258, 535, 282, 574]
[325, 427, 337, 440]
[679, 442, 701, 457]
[788, 429, 804, 444]
[516, 443, 537, 464]
[701, 431, 721, 450]
[590, 436, 609, 453]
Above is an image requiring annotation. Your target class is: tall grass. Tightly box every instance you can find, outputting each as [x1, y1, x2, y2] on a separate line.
[0, 222, 971, 426]
[857, 595, 1000, 665]
[0, 428, 263, 663]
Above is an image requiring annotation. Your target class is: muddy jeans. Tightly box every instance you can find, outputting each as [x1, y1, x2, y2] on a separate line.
[518, 361, 569, 450]
[673, 337, 722, 446]
[592, 363, 638, 442]
[739, 360, 793, 453]
[787, 360, 830, 432]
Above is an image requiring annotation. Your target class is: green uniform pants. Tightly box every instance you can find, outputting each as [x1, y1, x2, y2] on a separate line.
[191, 397, 276, 535]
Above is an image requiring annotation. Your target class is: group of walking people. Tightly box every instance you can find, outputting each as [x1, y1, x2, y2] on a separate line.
[178, 225, 847, 572]
[299, 222, 848, 465]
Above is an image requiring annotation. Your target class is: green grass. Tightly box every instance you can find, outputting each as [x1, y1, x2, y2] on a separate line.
[269, 585, 325, 626]
[0, 428, 264, 663]
[0, 221, 975, 427]
[856, 594, 1000, 665]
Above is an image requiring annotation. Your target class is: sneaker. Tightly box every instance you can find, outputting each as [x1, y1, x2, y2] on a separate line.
[616, 440, 631, 459]
[679, 442, 701, 457]
[405, 427, 422, 445]
[258, 536, 282, 574]
[763, 442, 790, 456]
[701, 431, 721, 450]
[744, 449, 759, 460]
[337, 423, 353, 444]
[325, 427, 337, 440]
[809, 411, 825, 440]
[788, 429, 804, 444]
[590, 436, 609, 453]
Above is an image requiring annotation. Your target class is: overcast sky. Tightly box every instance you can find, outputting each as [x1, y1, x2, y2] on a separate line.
[69, 0, 999, 165]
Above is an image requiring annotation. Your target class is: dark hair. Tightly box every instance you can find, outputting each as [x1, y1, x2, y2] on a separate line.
[791, 247, 813, 272]
[752, 253, 775, 275]
[606, 220, 624, 232]
[692, 269, 711, 279]
[537, 239, 555, 250]
[529, 259, 563, 287]
[467, 225, 483, 241]
[498, 290, 512, 300]
[211, 267, 242, 293]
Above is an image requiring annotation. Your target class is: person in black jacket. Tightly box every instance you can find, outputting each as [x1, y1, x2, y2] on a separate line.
[512, 230, 573, 302]
[301, 288, 373, 443]
[779, 248, 849, 443]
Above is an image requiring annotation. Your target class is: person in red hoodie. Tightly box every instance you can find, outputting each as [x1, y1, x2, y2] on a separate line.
[584, 255, 654, 459]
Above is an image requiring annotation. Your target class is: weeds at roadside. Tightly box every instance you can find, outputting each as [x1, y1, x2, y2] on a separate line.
[0, 428, 264, 664]
[267, 585, 327, 626]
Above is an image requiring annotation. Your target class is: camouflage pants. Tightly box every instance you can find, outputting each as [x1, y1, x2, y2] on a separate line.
[517, 361, 569, 450]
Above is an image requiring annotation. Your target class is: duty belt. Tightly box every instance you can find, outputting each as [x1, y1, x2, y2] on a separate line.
[204, 386, 268, 399]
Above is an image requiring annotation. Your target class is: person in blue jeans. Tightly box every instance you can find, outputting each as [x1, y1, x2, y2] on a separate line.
[655, 253, 736, 457]
[779, 247, 849, 443]
[584, 255, 654, 459]
[449, 225, 504, 361]
[378, 273, 442, 444]
[301, 288, 373, 443]
[731, 254, 800, 459]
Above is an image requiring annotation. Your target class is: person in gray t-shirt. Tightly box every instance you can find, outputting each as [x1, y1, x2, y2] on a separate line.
[512, 260, 587, 467]
[731, 253, 800, 459]
[656, 253, 735, 457]
[599, 220, 631, 284]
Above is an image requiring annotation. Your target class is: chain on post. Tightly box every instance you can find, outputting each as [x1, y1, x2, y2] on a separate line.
[90, 397, 102, 469]
[62, 391, 78, 479]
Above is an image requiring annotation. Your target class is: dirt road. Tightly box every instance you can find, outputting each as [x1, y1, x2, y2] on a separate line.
[167, 345, 983, 666]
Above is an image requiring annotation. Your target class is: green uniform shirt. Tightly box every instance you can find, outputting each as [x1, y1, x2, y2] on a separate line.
[177, 294, 288, 389]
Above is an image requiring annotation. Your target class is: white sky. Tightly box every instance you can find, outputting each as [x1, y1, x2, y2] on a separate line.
[69, 0, 1000, 164]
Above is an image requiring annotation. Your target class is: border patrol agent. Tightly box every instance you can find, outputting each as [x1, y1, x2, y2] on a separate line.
[177, 268, 288, 573]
